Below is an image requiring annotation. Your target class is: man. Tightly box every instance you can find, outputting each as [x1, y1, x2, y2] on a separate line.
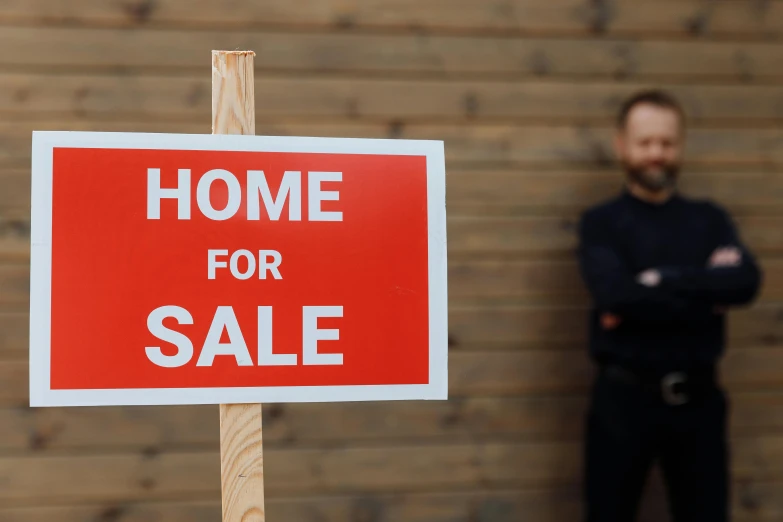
[577, 89, 763, 522]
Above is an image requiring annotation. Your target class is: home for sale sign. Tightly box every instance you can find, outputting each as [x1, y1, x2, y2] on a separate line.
[29, 131, 447, 407]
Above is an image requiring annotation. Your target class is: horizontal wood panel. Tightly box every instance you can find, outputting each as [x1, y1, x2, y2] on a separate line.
[6, 168, 783, 218]
[448, 303, 783, 346]
[1, 501, 226, 522]
[446, 347, 783, 396]
[0, 77, 769, 126]
[3, 123, 783, 169]
[0, 219, 29, 264]
[449, 258, 783, 304]
[0, 1, 781, 38]
[4, 73, 783, 122]
[0, 238, 26, 263]
[3, 214, 781, 261]
[3, 258, 780, 310]
[0, 254, 783, 310]
[0, 171, 28, 221]
[3, 482, 783, 522]
[1, 26, 783, 81]
[1, 436, 783, 504]
[0, 265, 29, 309]
[446, 168, 783, 215]
[0, 451, 221, 504]
[1, 398, 579, 452]
[448, 215, 783, 258]
[5, 347, 783, 406]
[0, 494, 571, 522]
[6, 302, 783, 359]
[0, 313, 26, 355]
[3, 391, 783, 453]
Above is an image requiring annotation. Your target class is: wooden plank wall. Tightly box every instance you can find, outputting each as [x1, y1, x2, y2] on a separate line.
[1, 1, 782, 520]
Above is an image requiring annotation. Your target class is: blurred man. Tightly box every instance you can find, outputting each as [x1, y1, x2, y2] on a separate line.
[577, 90, 763, 522]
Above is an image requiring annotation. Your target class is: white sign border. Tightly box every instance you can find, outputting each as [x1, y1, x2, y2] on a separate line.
[29, 131, 448, 407]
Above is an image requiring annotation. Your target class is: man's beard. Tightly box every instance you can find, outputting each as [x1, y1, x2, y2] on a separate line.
[623, 161, 680, 193]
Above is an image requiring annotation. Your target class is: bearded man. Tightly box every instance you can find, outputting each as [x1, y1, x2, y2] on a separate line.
[577, 90, 763, 522]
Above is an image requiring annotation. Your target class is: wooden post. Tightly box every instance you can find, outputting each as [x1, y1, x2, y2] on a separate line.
[212, 50, 265, 522]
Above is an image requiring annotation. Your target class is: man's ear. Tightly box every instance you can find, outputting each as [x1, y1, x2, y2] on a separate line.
[613, 130, 624, 161]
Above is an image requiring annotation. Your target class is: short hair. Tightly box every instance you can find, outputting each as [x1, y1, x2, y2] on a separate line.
[616, 89, 686, 129]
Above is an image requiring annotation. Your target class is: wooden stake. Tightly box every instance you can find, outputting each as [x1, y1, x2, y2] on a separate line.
[212, 50, 265, 522]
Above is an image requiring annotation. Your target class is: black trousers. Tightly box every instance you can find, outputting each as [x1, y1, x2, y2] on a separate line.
[583, 365, 730, 522]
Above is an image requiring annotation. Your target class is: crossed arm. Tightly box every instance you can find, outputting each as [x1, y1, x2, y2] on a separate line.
[577, 207, 762, 330]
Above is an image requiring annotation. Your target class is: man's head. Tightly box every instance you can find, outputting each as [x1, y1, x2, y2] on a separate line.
[615, 89, 686, 196]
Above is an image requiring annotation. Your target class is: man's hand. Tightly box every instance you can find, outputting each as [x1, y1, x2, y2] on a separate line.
[600, 313, 622, 330]
[636, 269, 661, 288]
[709, 247, 742, 268]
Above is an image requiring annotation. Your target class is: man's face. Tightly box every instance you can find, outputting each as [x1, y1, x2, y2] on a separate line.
[615, 103, 684, 193]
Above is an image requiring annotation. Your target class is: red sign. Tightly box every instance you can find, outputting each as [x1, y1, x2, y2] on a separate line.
[29, 132, 447, 406]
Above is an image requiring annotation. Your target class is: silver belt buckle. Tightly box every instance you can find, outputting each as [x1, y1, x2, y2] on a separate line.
[662, 372, 689, 405]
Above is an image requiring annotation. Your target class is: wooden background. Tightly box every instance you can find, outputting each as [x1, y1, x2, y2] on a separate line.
[1, 0, 782, 520]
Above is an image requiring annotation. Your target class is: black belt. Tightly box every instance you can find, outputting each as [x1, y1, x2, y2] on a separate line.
[600, 363, 717, 406]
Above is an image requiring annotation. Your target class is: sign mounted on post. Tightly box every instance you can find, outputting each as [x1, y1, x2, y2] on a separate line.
[29, 131, 447, 407]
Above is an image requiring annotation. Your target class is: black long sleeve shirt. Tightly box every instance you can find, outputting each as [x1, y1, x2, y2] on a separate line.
[577, 189, 763, 372]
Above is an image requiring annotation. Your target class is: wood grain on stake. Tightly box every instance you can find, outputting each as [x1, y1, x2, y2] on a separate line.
[212, 50, 265, 522]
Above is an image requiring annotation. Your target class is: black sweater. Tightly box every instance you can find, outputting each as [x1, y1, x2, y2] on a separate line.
[577, 190, 763, 372]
